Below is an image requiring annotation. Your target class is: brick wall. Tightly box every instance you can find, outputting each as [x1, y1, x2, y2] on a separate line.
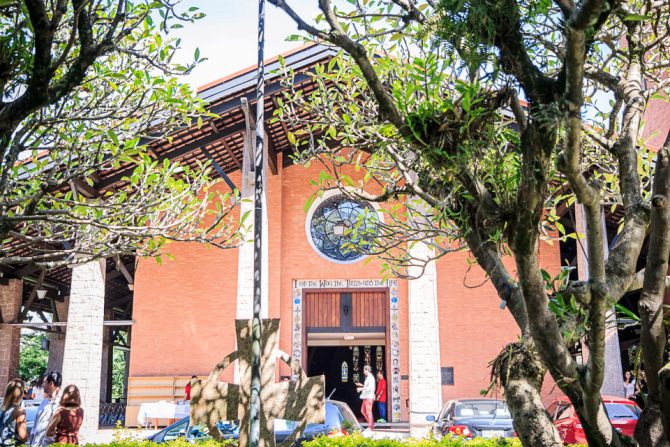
[642, 99, 670, 150]
[436, 238, 564, 404]
[129, 155, 562, 419]
[129, 176, 242, 381]
[0, 279, 22, 390]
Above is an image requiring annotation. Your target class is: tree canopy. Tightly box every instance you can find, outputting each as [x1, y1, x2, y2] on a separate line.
[270, 0, 670, 446]
[0, 0, 242, 270]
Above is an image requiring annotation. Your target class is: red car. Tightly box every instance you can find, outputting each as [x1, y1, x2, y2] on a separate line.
[546, 396, 641, 444]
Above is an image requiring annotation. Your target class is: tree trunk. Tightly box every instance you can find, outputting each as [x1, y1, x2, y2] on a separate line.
[636, 143, 670, 447]
[492, 341, 562, 447]
[660, 362, 670, 444]
[635, 397, 670, 447]
[574, 398, 627, 447]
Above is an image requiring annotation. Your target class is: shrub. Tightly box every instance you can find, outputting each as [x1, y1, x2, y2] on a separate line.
[79, 438, 236, 447]
[303, 433, 522, 447]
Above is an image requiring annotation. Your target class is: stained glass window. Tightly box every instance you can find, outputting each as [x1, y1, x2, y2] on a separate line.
[309, 194, 378, 262]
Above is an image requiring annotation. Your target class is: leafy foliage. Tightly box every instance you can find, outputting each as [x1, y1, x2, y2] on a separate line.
[305, 433, 523, 447]
[0, 1, 243, 268]
[112, 348, 127, 401]
[270, 0, 670, 445]
[19, 331, 48, 383]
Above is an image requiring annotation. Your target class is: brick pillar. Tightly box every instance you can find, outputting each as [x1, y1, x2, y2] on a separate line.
[47, 297, 70, 372]
[61, 260, 106, 442]
[0, 279, 23, 390]
[407, 241, 442, 438]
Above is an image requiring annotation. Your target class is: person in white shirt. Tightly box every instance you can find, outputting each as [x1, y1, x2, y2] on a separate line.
[623, 370, 636, 399]
[355, 365, 376, 430]
[30, 377, 44, 401]
[29, 371, 62, 447]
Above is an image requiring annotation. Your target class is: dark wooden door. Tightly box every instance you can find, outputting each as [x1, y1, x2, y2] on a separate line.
[305, 290, 386, 332]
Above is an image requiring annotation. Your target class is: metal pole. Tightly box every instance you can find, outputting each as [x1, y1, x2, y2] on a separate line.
[250, 0, 265, 446]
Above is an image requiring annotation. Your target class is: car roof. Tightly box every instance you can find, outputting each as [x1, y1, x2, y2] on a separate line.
[453, 398, 506, 403]
[553, 396, 638, 405]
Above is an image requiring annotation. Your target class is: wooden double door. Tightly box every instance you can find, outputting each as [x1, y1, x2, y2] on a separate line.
[304, 290, 387, 333]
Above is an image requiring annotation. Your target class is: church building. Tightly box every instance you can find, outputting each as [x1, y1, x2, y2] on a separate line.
[124, 44, 560, 433]
[6, 43, 653, 439]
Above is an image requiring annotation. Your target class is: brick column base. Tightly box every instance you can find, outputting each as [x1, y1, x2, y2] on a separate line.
[0, 279, 23, 391]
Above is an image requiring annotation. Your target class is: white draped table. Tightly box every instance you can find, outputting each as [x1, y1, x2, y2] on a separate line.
[137, 401, 190, 428]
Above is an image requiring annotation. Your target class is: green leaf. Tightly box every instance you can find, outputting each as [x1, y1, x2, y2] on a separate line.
[304, 193, 317, 213]
[623, 14, 652, 21]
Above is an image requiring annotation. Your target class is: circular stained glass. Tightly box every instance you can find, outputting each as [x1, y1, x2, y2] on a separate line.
[308, 194, 378, 262]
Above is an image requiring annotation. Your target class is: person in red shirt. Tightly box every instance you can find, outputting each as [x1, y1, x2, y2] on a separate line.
[185, 375, 197, 400]
[375, 371, 387, 422]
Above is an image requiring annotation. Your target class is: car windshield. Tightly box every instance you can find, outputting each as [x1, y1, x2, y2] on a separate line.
[454, 401, 511, 418]
[164, 418, 189, 441]
[605, 403, 639, 419]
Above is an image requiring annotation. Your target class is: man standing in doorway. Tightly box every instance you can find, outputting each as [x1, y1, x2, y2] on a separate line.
[376, 371, 387, 423]
[355, 365, 375, 430]
[30, 371, 62, 447]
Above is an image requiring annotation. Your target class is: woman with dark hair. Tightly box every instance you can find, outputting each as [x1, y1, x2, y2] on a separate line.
[623, 370, 636, 399]
[0, 379, 28, 446]
[47, 385, 84, 445]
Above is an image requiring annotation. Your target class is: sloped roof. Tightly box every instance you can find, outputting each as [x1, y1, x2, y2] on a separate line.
[2, 43, 336, 321]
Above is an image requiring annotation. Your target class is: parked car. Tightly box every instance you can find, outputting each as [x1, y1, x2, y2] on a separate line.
[546, 396, 641, 444]
[147, 399, 361, 445]
[427, 398, 515, 439]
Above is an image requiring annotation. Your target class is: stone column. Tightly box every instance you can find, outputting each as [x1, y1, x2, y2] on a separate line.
[407, 241, 442, 438]
[235, 128, 269, 321]
[48, 297, 70, 372]
[0, 279, 23, 390]
[575, 205, 624, 396]
[235, 127, 270, 383]
[61, 260, 106, 442]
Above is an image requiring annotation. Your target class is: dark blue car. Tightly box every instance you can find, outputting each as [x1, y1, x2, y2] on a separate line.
[148, 399, 361, 445]
[427, 399, 515, 439]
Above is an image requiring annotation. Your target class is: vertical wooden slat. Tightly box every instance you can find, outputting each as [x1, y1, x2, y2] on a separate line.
[318, 292, 322, 327]
[305, 291, 343, 328]
[350, 291, 387, 327]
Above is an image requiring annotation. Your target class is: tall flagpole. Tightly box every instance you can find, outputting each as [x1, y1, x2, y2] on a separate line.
[250, 0, 265, 446]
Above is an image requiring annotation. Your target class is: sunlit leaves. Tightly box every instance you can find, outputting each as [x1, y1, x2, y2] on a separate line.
[0, 1, 242, 267]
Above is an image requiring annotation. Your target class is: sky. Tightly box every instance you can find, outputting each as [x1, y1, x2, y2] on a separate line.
[173, 1, 320, 89]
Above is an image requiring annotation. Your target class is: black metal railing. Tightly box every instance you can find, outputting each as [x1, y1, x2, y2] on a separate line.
[99, 402, 126, 427]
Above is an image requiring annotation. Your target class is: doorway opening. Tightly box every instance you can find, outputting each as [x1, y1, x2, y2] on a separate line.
[307, 345, 386, 421]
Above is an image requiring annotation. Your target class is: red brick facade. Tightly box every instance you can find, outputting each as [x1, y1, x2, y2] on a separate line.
[128, 151, 565, 421]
